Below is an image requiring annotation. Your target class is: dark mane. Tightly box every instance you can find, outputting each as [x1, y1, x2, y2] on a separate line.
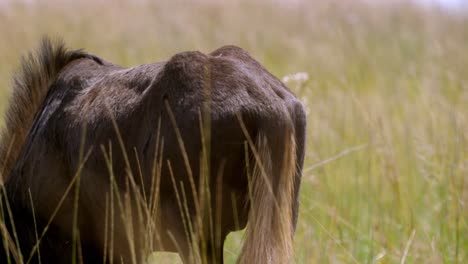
[0, 37, 96, 182]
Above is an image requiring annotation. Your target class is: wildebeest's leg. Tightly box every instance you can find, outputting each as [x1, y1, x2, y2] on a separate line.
[175, 231, 226, 264]
[201, 237, 225, 264]
[0, 198, 103, 264]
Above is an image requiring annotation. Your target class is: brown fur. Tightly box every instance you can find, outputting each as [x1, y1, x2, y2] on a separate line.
[0, 38, 100, 183]
[0, 39, 306, 264]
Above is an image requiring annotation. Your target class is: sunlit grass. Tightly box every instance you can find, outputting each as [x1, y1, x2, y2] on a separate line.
[0, 0, 466, 263]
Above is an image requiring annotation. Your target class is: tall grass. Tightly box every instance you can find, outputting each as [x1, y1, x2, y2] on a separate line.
[0, 0, 466, 263]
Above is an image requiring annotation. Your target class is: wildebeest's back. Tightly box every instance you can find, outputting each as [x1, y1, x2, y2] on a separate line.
[54, 44, 303, 232]
[50, 46, 300, 188]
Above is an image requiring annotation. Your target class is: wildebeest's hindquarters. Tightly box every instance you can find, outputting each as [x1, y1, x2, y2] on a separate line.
[0, 40, 306, 264]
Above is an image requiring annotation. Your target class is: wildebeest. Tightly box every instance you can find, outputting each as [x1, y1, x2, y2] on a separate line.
[0, 38, 306, 264]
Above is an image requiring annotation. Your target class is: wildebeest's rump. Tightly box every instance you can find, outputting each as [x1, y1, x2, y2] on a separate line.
[0, 38, 306, 264]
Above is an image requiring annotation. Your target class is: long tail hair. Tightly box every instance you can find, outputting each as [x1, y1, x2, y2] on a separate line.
[238, 119, 297, 264]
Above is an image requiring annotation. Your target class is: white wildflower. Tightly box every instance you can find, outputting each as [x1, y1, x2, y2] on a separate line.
[282, 72, 309, 84]
[282, 72, 310, 115]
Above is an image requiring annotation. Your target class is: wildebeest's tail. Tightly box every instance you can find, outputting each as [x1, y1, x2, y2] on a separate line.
[238, 117, 296, 264]
[0, 37, 96, 182]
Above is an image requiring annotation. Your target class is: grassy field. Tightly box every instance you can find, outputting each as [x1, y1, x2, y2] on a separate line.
[0, 0, 467, 263]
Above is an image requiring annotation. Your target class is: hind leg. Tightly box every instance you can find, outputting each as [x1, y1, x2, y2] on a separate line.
[175, 231, 226, 264]
[199, 235, 226, 264]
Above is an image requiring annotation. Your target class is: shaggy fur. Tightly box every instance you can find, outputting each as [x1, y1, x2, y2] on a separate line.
[0, 38, 306, 264]
[0, 38, 101, 183]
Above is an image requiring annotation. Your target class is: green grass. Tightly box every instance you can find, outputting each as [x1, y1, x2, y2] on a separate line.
[0, 0, 467, 263]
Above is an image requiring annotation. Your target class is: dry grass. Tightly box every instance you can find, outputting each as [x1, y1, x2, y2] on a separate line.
[0, 0, 467, 263]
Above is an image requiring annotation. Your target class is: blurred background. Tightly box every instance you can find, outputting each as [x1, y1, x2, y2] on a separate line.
[0, 0, 467, 263]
